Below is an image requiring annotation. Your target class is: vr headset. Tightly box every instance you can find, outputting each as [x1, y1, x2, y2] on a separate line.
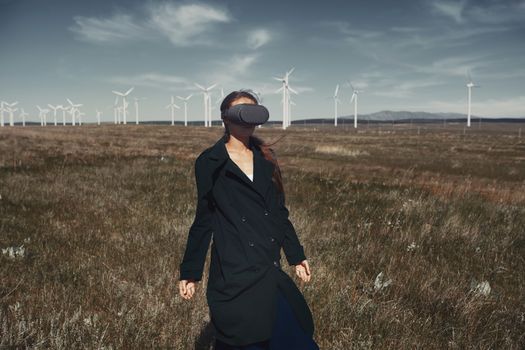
[221, 104, 269, 126]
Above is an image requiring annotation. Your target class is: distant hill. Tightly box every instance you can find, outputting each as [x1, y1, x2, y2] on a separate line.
[338, 110, 525, 121]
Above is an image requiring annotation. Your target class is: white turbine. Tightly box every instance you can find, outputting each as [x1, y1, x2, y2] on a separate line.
[134, 97, 146, 125]
[36, 105, 49, 127]
[349, 83, 363, 129]
[466, 71, 480, 127]
[166, 96, 181, 126]
[214, 87, 225, 127]
[19, 108, 28, 127]
[0, 102, 6, 127]
[176, 94, 193, 127]
[78, 111, 85, 125]
[274, 67, 297, 129]
[58, 105, 68, 125]
[2, 101, 18, 127]
[194, 83, 217, 127]
[333, 84, 340, 126]
[96, 109, 102, 125]
[112, 87, 134, 124]
[48, 104, 60, 126]
[66, 98, 83, 126]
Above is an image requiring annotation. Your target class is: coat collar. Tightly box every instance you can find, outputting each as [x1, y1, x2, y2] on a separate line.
[206, 134, 275, 199]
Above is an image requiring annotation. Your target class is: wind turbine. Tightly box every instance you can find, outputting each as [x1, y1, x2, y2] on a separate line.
[4, 101, 18, 127]
[274, 67, 297, 129]
[166, 96, 181, 126]
[66, 98, 82, 126]
[0, 102, 6, 127]
[19, 108, 28, 127]
[176, 94, 193, 127]
[333, 84, 340, 126]
[48, 104, 60, 126]
[466, 71, 480, 127]
[112, 87, 134, 124]
[289, 98, 296, 127]
[214, 87, 225, 127]
[349, 83, 363, 129]
[133, 97, 146, 125]
[60, 105, 69, 126]
[36, 105, 49, 127]
[194, 83, 217, 127]
[96, 109, 102, 125]
[78, 111, 85, 125]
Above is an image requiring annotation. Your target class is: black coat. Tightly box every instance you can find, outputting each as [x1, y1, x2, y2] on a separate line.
[179, 134, 315, 346]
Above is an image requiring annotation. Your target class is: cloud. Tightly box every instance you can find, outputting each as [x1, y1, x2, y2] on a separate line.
[70, 13, 149, 43]
[430, 0, 525, 25]
[70, 2, 232, 46]
[247, 29, 271, 49]
[432, 0, 467, 23]
[148, 3, 231, 46]
[205, 54, 259, 86]
[106, 73, 190, 89]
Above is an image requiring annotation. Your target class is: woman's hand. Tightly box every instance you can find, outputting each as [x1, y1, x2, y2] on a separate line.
[295, 260, 312, 283]
[179, 279, 198, 300]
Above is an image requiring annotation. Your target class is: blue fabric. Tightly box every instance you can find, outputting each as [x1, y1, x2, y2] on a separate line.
[214, 289, 320, 350]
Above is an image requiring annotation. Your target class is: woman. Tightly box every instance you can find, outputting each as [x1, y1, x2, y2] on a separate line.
[178, 90, 320, 350]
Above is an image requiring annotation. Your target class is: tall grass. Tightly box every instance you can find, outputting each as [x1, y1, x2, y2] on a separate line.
[1, 124, 524, 349]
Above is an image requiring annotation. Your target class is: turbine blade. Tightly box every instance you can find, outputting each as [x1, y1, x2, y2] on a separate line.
[124, 87, 134, 96]
[194, 83, 205, 90]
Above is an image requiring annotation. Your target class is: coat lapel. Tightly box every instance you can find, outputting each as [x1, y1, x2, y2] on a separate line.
[206, 134, 275, 200]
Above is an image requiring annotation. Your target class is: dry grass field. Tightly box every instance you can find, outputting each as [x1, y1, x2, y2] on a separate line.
[1, 123, 524, 349]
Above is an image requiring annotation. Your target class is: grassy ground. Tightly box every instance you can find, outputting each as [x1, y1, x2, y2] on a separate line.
[1, 123, 524, 349]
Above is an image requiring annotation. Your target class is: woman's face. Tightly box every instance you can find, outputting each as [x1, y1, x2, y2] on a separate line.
[225, 97, 257, 137]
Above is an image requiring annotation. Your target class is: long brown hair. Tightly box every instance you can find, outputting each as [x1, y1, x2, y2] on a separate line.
[220, 89, 286, 193]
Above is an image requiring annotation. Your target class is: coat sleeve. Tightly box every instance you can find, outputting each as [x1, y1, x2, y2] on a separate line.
[179, 156, 214, 281]
[275, 165, 307, 266]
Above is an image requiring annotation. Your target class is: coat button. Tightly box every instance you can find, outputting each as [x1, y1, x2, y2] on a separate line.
[273, 260, 279, 267]
[248, 241, 255, 247]
[264, 210, 269, 216]
[241, 216, 246, 222]
[270, 237, 275, 243]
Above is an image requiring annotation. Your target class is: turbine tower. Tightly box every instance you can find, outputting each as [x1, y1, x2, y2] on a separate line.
[466, 71, 480, 127]
[134, 97, 146, 125]
[194, 83, 217, 127]
[274, 67, 297, 129]
[96, 109, 102, 125]
[48, 104, 60, 126]
[349, 83, 362, 129]
[36, 105, 49, 127]
[60, 105, 69, 126]
[112, 87, 134, 124]
[19, 108, 28, 127]
[177, 94, 193, 127]
[0, 102, 6, 127]
[214, 87, 225, 127]
[66, 98, 82, 126]
[333, 84, 340, 126]
[166, 96, 181, 126]
[4, 101, 18, 127]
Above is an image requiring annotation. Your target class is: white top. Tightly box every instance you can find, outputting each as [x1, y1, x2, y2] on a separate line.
[246, 173, 253, 181]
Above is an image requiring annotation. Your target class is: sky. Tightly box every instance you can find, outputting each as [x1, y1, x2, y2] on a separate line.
[1, 0, 525, 124]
